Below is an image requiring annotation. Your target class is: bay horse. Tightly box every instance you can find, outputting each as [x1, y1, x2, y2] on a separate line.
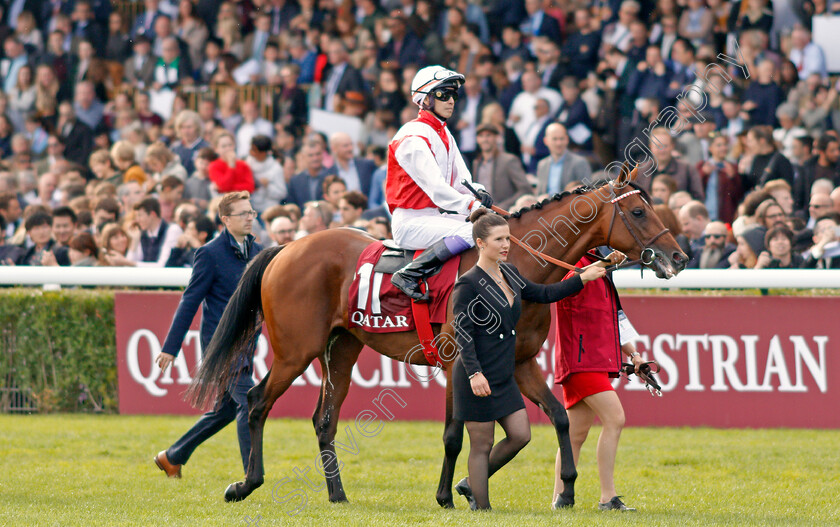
[187, 167, 687, 506]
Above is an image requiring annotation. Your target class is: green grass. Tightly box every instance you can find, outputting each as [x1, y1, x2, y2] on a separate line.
[1, 415, 838, 526]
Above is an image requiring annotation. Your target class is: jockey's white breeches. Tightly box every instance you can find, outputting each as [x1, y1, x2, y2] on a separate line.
[392, 207, 475, 250]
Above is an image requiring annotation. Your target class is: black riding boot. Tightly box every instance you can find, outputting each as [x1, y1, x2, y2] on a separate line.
[391, 239, 457, 302]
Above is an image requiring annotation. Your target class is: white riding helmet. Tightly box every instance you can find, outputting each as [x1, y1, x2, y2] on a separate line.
[410, 65, 466, 107]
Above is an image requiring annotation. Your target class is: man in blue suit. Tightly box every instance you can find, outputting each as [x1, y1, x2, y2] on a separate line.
[153, 191, 263, 478]
[323, 132, 376, 198]
[521, 0, 562, 45]
[131, 0, 163, 38]
[286, 140, 328, 208]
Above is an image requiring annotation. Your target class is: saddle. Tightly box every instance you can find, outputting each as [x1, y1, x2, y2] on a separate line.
[374, 240, 418, 275]
[348, 240, 460, 337]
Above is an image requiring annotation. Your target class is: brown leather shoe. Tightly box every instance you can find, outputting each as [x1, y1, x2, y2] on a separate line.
[154, 451, 182, 478]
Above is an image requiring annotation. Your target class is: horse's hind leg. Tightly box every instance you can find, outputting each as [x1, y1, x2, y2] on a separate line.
[435, 366, 463, 508]
[224, 353, 314, 503]
[515, 357, 577, 508]
[312, 329, 364, 503]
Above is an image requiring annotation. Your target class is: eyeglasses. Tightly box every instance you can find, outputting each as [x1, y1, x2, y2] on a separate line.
[432, 89, 458, 102]
[227, 210, 258, 219]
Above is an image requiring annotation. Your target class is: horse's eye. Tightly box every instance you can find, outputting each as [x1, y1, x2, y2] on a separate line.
[632, 208, 644, 218]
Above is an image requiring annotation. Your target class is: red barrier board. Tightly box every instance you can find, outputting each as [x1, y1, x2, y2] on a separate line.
[116, 292, 838, 428]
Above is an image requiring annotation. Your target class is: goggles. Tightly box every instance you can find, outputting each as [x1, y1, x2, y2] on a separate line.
[432, 89, 459, 102]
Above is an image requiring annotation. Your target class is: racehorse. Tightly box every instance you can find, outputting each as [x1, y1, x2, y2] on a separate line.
[187, 166, 687, 506]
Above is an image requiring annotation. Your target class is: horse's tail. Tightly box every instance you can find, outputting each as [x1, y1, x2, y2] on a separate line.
[186, 245, 284, 409]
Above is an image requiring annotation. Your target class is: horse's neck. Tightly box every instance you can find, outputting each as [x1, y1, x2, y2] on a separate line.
[507, 196, 605, 285]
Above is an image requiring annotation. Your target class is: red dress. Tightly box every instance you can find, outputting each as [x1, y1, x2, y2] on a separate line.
[554, 255, 623, 408]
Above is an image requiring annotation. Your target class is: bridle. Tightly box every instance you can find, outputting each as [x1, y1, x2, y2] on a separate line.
[602, 188, 671, 271]
[465, 181, 670, 274]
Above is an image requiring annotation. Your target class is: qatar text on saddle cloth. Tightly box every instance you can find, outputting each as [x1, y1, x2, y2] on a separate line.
[348, 241, 459, 333]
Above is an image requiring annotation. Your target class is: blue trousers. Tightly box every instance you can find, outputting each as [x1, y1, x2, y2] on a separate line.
[167, 370, 255, 474]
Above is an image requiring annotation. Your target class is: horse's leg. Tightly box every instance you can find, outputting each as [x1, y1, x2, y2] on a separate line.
[224, 354, 314, 502]
[311, 329, 363, 503]
[435, 365, 463, 508]
[514, 357, 576, 508]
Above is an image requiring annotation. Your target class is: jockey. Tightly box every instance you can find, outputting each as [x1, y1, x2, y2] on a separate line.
[387, 65, 493, 301]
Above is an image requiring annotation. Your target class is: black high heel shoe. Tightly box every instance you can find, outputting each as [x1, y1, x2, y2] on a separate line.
[454, 477, 477, 510]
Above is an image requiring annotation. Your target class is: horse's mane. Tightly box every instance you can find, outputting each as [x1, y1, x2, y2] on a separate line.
[507, 180, 651, 220]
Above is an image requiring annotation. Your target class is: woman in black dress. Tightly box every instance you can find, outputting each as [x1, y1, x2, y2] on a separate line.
[451, 208, 607, 510]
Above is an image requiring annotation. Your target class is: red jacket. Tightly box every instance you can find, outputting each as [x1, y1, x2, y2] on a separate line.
[554, 255, 622, 384]
[208, 159, 255, 193]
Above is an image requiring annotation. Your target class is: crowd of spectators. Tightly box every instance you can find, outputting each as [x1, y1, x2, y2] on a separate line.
[1, 0, 840, 271]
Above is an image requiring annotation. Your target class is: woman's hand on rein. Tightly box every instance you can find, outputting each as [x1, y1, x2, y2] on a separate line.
[580, 266, 607, 283]
[631, 352, 646, 375]
[470, 373, 491, 397]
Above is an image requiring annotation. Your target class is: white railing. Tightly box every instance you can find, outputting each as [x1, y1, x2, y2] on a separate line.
[1, 267, 191, 287]
[2, 267, 840, 289]
[611, 269, 840, 289]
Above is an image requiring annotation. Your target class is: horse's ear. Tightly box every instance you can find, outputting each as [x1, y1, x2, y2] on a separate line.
[614, 161, 631, 188]
[629, 163, 639, 182]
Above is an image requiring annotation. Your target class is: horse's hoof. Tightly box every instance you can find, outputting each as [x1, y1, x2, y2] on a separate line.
[224, 482, 245, 503]
[552, 493, 574, 509]
[437, 497, 455, 509]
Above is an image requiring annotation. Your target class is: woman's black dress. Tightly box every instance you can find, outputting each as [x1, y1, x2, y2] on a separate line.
[452, 263, 583, 422]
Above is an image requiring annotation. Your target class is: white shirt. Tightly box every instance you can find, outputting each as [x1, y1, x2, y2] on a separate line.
[522, 115, 550, 165]
[128, 221, 184, 268]
[508, 87, 563, 142]
[324, 63, 347, 112]
[336, 159, 362, 192]
[604, 22, 632, 52]
[790, 42, 827, 80]
[773, 126, 807, 161]
[458, 94, 482, 153]
[236, 118, 274, 157]
[247, 154, 287, 211]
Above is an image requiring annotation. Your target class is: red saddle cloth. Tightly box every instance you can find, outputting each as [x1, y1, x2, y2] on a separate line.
[348, 241, 460, 333]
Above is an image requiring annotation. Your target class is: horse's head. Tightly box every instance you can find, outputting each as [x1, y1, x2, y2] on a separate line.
[595, 165, 688, 278]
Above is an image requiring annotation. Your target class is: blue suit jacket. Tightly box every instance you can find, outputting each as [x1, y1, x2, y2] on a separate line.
[286, 169, 328, 208]
[161, 229, 263, 366]
[131, 10, 160, 38]
[323, 158, 377, 197]
[531, 11, 562, 42]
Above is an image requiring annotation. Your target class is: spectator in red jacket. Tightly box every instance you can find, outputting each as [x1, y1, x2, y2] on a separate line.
[552, 251, 646, 512]
[208, 130, 255, 193]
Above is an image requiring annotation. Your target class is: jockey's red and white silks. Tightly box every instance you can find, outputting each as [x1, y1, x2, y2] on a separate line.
[386, 110, 477, 215]
[385, 109, 480, 249]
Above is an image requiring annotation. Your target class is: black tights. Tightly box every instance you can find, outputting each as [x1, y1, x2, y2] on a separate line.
[464, 408, 531, 509]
